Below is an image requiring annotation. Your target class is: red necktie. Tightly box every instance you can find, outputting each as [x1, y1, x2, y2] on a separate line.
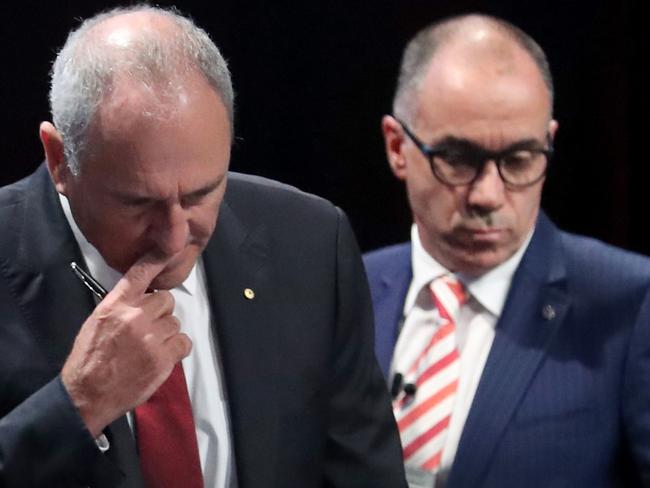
[393, 274, 466, 472]
[135, 362, 204, 487]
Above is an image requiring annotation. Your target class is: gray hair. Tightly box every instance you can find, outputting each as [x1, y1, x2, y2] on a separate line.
[49, 4, 234, 175]
[393, 14, 554, 122]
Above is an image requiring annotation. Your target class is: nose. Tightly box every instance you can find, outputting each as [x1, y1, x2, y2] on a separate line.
[151, 203, 190, 257]
[466, 160, 506, 213]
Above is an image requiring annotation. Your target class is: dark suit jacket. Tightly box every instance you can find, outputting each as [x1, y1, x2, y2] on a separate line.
[0, 165, 406, 488]
[364, 212, 650, 487]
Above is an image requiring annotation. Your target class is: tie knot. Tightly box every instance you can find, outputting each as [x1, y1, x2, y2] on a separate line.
[429, 274, 466, 322]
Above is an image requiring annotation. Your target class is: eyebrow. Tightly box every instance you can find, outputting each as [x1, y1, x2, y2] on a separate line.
[432, 136, 546, 153]
[114, 175, 225, 205]
[182, 179, 223, 201]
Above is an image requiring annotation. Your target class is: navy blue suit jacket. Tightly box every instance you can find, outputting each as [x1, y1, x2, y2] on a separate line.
[364, 212, 650, 487]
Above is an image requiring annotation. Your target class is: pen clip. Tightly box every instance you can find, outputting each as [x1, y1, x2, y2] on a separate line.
[70, 261, 108, 300]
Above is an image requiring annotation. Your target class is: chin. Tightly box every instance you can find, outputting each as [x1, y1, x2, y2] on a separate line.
[460, 250, 513, 276]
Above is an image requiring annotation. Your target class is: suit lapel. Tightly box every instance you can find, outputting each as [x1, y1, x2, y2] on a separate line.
[202, 199, 279, 487]
[3, 166, 143, 487]
[372, 245, 412, 378]
[449, 214, 571, 486]
[6, 166, 95, 370]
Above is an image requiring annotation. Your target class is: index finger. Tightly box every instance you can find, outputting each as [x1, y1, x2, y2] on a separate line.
[111, 251, 172, 299]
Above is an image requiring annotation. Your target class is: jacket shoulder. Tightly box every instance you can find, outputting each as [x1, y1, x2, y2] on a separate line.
[225, 171, 339, 221]
[0, 173, 31, 211]
[559, 230, 650, 285]
[363, 243, 411, 281]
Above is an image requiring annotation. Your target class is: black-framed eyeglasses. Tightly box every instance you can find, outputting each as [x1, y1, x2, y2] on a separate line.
[397, 118, 553, 188]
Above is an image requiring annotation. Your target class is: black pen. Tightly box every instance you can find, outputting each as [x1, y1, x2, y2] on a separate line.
[70, 262, 108, 300]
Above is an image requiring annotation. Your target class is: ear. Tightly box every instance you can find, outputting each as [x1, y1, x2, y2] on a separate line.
[381, 115, 408, 180]
[39, 121, 70, 195]
[548, 119, 559, 142]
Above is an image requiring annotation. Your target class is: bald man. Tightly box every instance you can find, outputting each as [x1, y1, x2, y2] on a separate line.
[364, 14, 650, 487]
[0, 6, 405, 487]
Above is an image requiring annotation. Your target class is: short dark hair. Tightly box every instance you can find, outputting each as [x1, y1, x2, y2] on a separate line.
[393, 14, 553, 121]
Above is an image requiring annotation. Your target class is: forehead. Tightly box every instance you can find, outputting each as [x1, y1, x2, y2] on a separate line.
[82, 74, 231, 192]
[413, 35, 551, 143]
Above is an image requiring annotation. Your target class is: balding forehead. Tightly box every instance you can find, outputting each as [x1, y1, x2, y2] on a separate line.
[85, 10, 180, 48]
[437, 23, 527, 66]
[425, 27, 546, 95]
[431, 15, 527, 53]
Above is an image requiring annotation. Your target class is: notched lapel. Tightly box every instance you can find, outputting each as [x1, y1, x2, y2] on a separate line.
[8, 165, 95, 373]
[202, 200, 280, 487]
[372, 246, 412, 378]
[4, 166, 143, 487]
[449, 215, 571, 487]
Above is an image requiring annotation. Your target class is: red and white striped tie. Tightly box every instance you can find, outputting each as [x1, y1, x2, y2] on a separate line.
[394, 274, 466, 472]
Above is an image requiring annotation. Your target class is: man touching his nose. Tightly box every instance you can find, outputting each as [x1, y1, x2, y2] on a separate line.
[0, 5, 405, 488]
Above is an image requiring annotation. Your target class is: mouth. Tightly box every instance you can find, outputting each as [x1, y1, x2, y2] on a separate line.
[468, 227, 503, 234]
[458, 226, 506, 243]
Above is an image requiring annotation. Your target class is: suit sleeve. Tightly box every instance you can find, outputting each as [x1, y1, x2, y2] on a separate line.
[622, 286, 650, 485]
[323, 208, 407, 488]
[0, 273, 119, 487]
[0, 378, 116, 487]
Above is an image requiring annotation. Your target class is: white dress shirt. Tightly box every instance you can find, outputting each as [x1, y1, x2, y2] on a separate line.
[60, 194, 234, 488]
[391, 224, 533, 486]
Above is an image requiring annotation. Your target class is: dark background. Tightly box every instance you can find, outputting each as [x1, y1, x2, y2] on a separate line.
[0, 1, 646, 254]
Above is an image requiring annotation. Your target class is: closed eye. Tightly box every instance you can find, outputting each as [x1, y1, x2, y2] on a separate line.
[112, 175, 224, 208]
[502, 151, 535, 167]
[119, 196, 155, 207]
[181, 180, 222, 207]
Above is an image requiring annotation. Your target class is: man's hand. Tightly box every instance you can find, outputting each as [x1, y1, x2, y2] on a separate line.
[61, 253, 192, 437]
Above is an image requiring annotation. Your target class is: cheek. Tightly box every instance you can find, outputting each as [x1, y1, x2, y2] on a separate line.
[412, 182, 464, 230]
[107, 211, 150, 240]
[189, 204, 220, 240]
[79, 203, 140, 244]
[514, 188, 542, 223]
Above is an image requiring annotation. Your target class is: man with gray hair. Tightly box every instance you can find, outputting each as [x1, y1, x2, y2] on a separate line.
[0, 6, 406, 487]
[365, 13, 650, 486]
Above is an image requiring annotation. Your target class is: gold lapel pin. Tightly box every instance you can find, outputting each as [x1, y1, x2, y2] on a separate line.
[244, 288, 255, 300]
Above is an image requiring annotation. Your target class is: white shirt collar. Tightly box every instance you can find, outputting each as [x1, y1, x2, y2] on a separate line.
[406, 223, 533, 317]
[59, 193, 198, 295]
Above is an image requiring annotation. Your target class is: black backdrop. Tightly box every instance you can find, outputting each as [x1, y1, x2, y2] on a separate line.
[0, 1, 646, 254]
